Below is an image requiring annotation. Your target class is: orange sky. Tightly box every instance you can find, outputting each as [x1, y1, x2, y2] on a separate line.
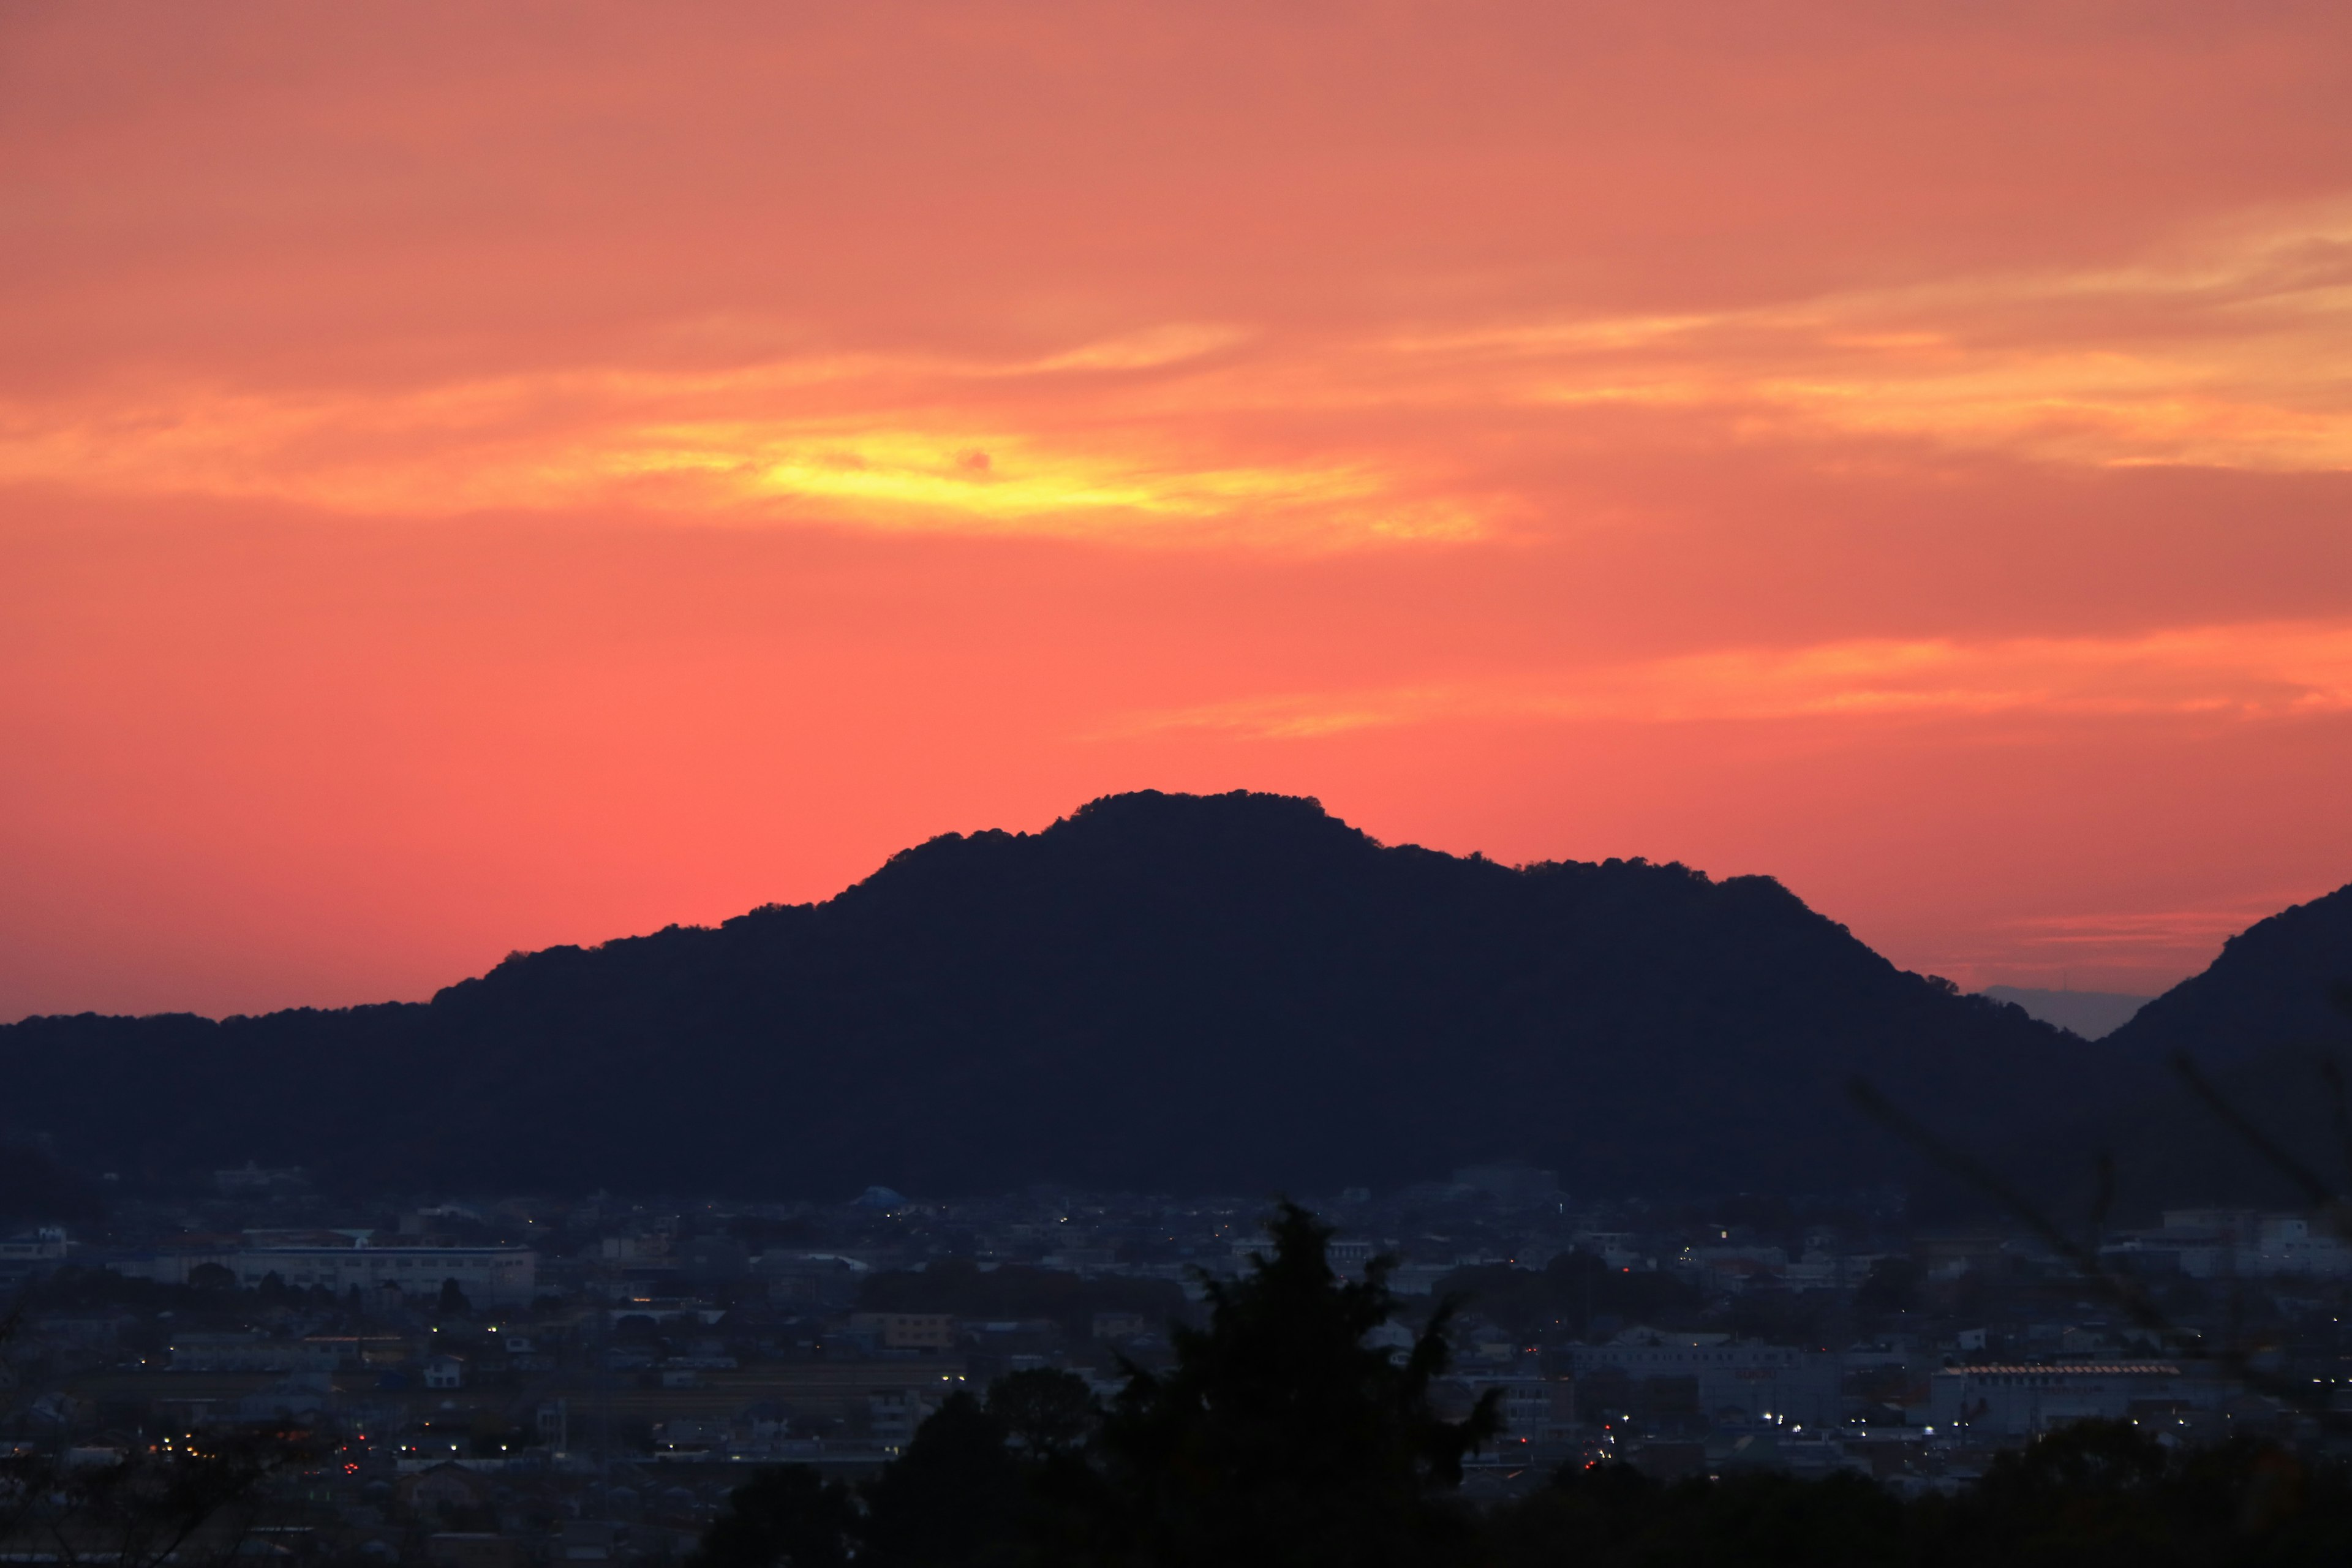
[7, 0, 2352, 1018]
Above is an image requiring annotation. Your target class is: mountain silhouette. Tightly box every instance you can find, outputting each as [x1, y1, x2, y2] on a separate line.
[1978, 985, 2149, 1041]
[2103, 883, 2352, 1065]
[1, 790, 2108, 1200]
[2067, 881, 2352, 1212]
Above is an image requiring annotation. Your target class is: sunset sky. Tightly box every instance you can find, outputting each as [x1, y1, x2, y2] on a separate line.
[7, 1, 2352, 1019]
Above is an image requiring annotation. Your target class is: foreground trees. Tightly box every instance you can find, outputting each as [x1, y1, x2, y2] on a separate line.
[0, 1423, 325, 1568]
[692, 1205, 2352, 1568]
[693, 1204, 1490, 1568]
[1488, 1420, 2352, 1568]
[1060, 1203, 1496, 1568]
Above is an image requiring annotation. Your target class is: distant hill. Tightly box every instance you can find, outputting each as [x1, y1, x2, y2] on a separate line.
[1980, 986, 2150, 1041]
[2103, 884, 2352, 1064]
[2062, 883, 2352, 1213]
[0, 790, 2111, 1200]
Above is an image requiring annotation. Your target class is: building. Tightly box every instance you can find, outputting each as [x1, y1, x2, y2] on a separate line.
[1929, 1362, 2193, 1436]
[1676, 1246, 1788, 1294]
[870, 1387, 938, 1450]
[101, 1244, 239, 1286]
[2248, 1215, 2352, 1277]
[2101, 1210, 2352, 1280]
[1386, 1264, 1455, 1296]
[298, 1334, 410, 1368]
[1565, 1329, 1841, 1427]
[229, 1244, 537, 1302]
[213, 1163, 307, 1197]
[170, 1333, 304, 1373]
[167, 1332, 406, 1373]
[849, 1312, 958, 1351]
[0, 1229, 69, 1288]
[1447, 1373, 1577, 1461]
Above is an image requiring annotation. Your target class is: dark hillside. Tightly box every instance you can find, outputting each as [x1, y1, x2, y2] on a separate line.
[2055, 883, 2352, 1213]
[0, 790, 2106, 1199]
[2103, 883, 2352, 1065]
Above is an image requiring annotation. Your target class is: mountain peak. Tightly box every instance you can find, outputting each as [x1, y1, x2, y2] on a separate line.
[1, 790, 2088, 1199]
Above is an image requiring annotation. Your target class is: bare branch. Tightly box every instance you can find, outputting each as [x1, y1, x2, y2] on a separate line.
[1847, 1077, 2173, 1344]
[1849, 1074, 2350, 1431]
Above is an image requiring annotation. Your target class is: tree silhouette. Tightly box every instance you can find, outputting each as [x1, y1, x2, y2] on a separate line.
[858, 1392, 1026, 1568]
[685, 1465, 855, 1568]
[684, 1204, 2352, 1568]
[986, 1368, 1098, 1456]
[1070, 1201, 1497, 1568]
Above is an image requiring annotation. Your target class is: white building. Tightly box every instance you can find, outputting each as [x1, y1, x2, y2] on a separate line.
[1929, 1362, 2195, 1436]
[2249, 1215, 2352, 1278]
[2102, 1210, 2352, 1280]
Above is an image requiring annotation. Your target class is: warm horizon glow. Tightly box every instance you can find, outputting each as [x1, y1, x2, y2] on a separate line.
[6, 0, 2352, 1017]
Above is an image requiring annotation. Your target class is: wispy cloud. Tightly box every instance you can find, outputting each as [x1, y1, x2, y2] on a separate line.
[1400, 203, 2352, 472]
[4, 206, 2349, 543]
[2000, 907, 2286, 949]
[1104, 621, 2352, 739]
[0, 345, 1469, 545]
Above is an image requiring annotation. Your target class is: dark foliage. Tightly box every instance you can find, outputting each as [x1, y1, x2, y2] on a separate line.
[1923, 1420, 2352, 1568]
[1486, 1421, 2352, 1568]
[0, 1422, 326, 1568]
[685, 1464, 856, 1568]
[690, 1211, 2352, 1568]
[688, 1379, 1098, 1568]
[14, 1263, 202, 1316]
[0, 1142, 103, 1225]
[0, 791, 2103, 1197]
[1488, 1463, 1906, 1568]
[986, 1368, 1101, 1457]
[1853, 1256, 1923, 1317]
[858, 1393, 1028, 1568]
[694, 1206, 1491, 1568]
[1061, 1203, 1496, 1568]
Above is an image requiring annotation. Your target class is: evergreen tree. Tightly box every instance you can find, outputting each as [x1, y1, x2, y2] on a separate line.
[686, 1465, 856, 1568]
[859, 1392, 1027, 1568]
[1070, 1201, 1496, 1568]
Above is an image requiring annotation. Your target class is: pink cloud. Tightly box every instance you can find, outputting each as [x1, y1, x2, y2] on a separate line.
[5, 0, 2352, 1014]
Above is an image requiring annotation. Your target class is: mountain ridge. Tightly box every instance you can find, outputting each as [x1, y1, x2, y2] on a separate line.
[2103, 884, 2352, 1064]
[1, 790, 2109, 1201]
